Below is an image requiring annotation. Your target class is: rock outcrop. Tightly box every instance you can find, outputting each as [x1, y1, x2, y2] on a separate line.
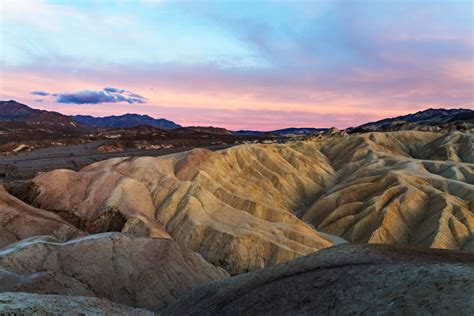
[0, 292, 155, 315]
[303, 132, 474, 251]
[167, 243, 474, 315]
[0, 184, 84, 248]
[0, 233, 228, 313]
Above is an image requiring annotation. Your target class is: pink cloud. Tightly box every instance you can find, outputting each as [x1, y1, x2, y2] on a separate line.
[1, 56, 472, 130]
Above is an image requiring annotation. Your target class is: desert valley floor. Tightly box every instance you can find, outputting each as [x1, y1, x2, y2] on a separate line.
[0, 127, 472, 314]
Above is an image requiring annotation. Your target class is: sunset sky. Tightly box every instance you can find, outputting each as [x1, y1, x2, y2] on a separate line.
[1, 0, 473, 130]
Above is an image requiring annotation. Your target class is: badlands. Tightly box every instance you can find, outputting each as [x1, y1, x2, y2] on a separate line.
[0, 129, 473, 314]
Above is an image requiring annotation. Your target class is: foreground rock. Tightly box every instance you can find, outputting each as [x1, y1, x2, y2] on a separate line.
[0, 292, 155, 315]
[0, 233, 228, 313]
[0, 184, 84, 248]
[167, 243, 474, 315]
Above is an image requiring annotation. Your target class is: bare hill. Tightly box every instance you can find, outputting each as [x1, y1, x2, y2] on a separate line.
[12, 130, 473, 275]
[0, 184, 84, 247]
[0, 233, 228, 313]
[167, 243, 474, 315]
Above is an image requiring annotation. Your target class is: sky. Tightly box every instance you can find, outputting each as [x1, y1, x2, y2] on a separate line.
[0, 0, 473, 130]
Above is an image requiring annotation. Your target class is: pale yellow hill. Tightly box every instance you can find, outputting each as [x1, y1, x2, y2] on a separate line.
[304, 131, 474, 250]
[23, 143, 337, 275]
[0, 184, 84, 247]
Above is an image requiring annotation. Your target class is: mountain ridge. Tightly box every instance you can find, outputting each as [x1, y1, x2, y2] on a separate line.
[234, 127, 328, 136]
[2, 100, 472, 134]
[0, 100, 93, 134]
[73, 113, 181, 130]
[350, 107, 473, 132]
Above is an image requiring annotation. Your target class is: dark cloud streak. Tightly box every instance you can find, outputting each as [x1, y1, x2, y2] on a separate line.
[54, 88, 146, 105]
[30, 90, 50, 96]
[104, 87, 125, 93]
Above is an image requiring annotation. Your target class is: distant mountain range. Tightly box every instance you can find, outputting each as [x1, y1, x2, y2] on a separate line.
[1, 100, 472, 137]
[0, 101, 329, 136]
[235, 127, 328, 136]
[350, 108, 473, 132]
[73, 114, 181, 130]
[0, 101, 265, 154]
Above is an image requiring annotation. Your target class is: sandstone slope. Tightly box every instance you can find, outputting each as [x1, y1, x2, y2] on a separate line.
[0, 233, 228, 313]
[0, 184, 84, 248]
[304, 131, 474, 251]
[22, 143, 338, 274]
[167, 243, 474, 315]
[15, 130, 473, 274]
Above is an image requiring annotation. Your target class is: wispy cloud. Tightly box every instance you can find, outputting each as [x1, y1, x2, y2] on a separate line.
[2, 1, 472, 129]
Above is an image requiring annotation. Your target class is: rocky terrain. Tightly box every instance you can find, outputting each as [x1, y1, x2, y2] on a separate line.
[0, 292, 154, 315]
[0, 103, 472, 314]
[7, 130, 472, 274]
[13, 141, 342, 274]
[303, 131, 473, 250]
[0, 233, 228, 313]
[0, 184, 84, 247]
[168, 243, 474, 315]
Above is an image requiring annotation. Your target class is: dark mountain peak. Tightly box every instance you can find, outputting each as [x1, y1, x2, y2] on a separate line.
[1, 100, 25, 104]
[0, 100, 43, 121]
[1, 100, 31, 107]
[1, 100, 38, 110]
[0, 100, 92, 133]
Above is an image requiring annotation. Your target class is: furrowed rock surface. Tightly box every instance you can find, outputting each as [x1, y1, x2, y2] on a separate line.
[304, 132, 474, 251]
[16, 131, 474, 274]
[6, 171, 171, 239]
[22, 143, 337, 274]
[0, 233, 228, 313]
[0, 292, 155, 316]
[167, 243, 474, 315]
[0, 184, 84, 248]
